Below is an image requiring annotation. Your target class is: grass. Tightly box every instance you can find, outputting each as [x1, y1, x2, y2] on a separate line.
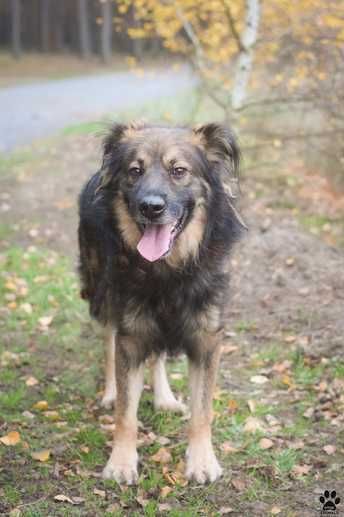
[1, 94, 343, 514]
[0, 244, 343, 515]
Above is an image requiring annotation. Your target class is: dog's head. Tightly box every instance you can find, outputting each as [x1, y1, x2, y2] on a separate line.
[99, 121, 240, 264]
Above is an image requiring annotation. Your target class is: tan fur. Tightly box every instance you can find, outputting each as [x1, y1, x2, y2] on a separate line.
[114, 194, 141, 250]
[166, 204, 206, 268]
[198, 305, 221, 333]
[114, 191, 207, 268]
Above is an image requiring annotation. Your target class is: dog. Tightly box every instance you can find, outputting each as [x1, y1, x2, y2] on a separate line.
[78, 121, 244, 484]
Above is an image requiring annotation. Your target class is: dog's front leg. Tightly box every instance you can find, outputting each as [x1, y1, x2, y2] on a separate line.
[101, 326, 116, 408]
[151, 353, 186, 413]
[186, 334, 222, 483]
[103, 335, 143, 485]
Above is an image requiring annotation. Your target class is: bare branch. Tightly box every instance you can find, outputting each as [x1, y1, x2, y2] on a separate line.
[220, 0, 244, 52]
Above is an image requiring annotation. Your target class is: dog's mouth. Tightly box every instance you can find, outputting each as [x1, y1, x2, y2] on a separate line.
[137, 214, 185, 262]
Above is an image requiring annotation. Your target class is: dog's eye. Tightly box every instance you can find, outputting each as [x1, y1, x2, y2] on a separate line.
[171, 167, 187, 179]
[129, 166, 143, 176]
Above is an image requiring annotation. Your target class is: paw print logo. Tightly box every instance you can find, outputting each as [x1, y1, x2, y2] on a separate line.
[320, 490, 341, 514]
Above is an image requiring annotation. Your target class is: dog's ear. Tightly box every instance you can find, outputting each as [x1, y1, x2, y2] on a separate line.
[193, 122, 240, 198]
[98, 120, 147, 191]
[99, 123, 129, 187]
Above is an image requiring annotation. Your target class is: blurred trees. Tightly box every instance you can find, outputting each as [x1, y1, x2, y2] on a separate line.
[0, 0, 158, 60]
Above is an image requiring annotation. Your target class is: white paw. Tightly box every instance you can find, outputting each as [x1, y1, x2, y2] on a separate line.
[102, 448, 138, 485]
[154, 396, 187, 414]
[185, 443, 222, 484]
[100, 392, 116, 409]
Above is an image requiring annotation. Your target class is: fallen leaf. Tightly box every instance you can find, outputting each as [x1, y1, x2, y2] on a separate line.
[285, 257, 295, 266]
[54, 493, 70, 503]
[31, 449, 51, 462]
[157, 436, 170, 446]
[33, 400, 49, 411]
[20, 303, 33, 315]
[272, 360, 292, 373]
[244, 416, 265, 433]
[160, 486, 173, 498]
[250, 375, 269, 385]
[9, 509, 21, 517]
[247, 399, 256, 413]
[0, 431, 21, 446]
[323, 445, 336, 455]
[93, 488, 106, 498]
[259, 438, 274, 450]
[221, 441, 238, 454]
[22, 410, 35, 420]
[38, 315, 53, 328]
[292, 464, 311, 477]
[81, 446, 89, 454]
[303, 407, 314, 419]
[25, 376, 39, 386]
[170, 373, 183, 380]
[158, 503, 172, 511]
[43, 410, 60, 421]
[281, 375, 294, 388]
[136, 495, 149, 507]
[284, 335, 296, 343]
[227, 399, 238, 413]
[219, 508, 235, 515]
[151, 447, 172, 464]
[290, 440, 304, 450]
[231, 478, 247, 491]
[271, 506, 282, 515]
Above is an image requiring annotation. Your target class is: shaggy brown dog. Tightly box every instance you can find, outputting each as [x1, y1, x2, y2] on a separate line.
[78, 121, 244, 484]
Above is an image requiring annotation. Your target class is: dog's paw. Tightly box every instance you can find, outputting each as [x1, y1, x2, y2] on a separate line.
[102, 449, 138, 485]
[100, 392, 116, 409]
[154, 396, 187, 414]
[185, 443, 222, 484]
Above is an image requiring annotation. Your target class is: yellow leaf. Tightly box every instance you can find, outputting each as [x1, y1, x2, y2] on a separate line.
[38, 315, 53, 328]
[0, 431, 21, 446]
[259, 438, 274, 450]
[43, 410, 60, 421]
[33, 400, 49, 410]
[227, 399, 238, 413]
[151, 447, 172, 464]
[160, 486, 173, 498]
[26, 376, 39, 386]
[31, 449, 51, 462]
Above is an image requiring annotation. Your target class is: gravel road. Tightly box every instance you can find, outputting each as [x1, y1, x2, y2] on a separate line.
[0, 66, 195, 153]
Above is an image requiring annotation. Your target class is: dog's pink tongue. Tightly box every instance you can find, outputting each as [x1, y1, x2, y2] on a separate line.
[137, 223, 174, 262]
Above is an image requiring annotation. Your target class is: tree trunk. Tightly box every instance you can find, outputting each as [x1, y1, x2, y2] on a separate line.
[10, 0, 21, 59]
[100, 0, 112, 63]
[54, 0, 66, 52]
[231, 0, 261, 110]
[78, 0, 91, 59]
[40, 0, 51, 52]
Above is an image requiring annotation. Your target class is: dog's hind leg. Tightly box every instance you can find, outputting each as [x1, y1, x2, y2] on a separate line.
[151, 353, 186, 414]
[103, 335, 143, 485]
[185, 336, 223, 483]
[101, 326, 117, 408]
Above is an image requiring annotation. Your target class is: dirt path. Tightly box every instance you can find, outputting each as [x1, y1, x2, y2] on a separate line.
[0, 65, 194, 152]
[1, 133, 343, 516]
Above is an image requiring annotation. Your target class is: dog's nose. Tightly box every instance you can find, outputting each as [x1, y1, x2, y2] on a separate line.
[139, 195, 166, 219]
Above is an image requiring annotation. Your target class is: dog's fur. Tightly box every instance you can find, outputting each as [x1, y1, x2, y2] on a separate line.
[78, 121, 243, 484]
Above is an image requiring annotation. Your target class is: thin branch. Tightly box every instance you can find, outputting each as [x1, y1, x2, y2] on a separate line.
[220, 0, 244, 52]
[175, 6, 204, 61]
